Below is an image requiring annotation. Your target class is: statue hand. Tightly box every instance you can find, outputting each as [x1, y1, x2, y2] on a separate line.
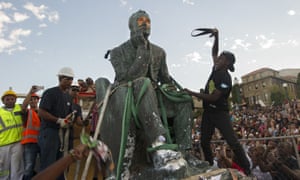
[131, 30, 149, 49]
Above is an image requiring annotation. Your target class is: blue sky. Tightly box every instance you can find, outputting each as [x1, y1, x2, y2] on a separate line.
[1, 0, 300, 99]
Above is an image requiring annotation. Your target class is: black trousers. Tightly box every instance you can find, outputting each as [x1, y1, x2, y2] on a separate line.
[200, 109, 250, 171]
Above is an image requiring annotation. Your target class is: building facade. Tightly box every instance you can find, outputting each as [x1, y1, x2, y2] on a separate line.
[239, 68, 299, 106]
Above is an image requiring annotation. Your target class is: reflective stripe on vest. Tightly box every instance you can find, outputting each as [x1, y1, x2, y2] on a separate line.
[0, 104, 23, 146]
[21, 109, 40, 144]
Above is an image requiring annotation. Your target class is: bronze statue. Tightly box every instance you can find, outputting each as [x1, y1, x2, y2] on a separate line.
[96, 10, 196, 179]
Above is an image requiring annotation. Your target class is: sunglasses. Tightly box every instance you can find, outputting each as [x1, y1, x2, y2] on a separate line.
[62, 76, 74, 81]
[71, 88, 79, 92]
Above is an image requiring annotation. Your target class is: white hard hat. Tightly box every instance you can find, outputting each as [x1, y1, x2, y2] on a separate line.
[57, 67, 74, 78]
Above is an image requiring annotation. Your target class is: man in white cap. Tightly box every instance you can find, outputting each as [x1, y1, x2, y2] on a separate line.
[38, 67, 75, 179]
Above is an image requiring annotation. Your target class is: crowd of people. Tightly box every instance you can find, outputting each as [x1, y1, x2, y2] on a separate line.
[192, 99, 300, 179]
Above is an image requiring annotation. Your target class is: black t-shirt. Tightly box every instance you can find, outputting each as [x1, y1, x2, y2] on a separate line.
[203, 68, 232, 111]
[39, 86, 73, 129]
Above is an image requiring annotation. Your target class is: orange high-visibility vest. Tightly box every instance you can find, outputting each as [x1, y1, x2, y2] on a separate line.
[21, 109, 40, 144]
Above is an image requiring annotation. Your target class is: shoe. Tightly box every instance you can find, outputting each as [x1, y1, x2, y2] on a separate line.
[152, 149, 182, 168]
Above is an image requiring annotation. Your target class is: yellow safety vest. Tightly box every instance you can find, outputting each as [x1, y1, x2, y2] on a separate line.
[0, 104, 23, 146]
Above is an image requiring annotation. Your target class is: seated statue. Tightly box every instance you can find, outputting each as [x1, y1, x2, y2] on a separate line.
[96, 10, 199, 179]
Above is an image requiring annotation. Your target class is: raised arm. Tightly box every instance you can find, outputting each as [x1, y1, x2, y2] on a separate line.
[211, 28, 219, 65]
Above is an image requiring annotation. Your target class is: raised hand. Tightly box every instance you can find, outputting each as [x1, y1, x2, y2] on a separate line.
[131, 29, 149, 49]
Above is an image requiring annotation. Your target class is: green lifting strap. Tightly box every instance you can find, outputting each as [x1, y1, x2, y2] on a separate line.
[117, 79, 152, 179]
[147, 143, 178, 153]
[131, 78, 151, 129]
[116, 81, 132, 180]
[159, 84, 192, 103]
[80, 133, 98, 149]
[156, 83, 192, 144]
[116, 80, 190, 179]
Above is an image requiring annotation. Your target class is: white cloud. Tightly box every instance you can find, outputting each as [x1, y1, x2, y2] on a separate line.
[23, 3, 59, 22]
[231, 39, 251, 50]
[7, 45, 26, 55]
[256, 35, 275, 49]
[282, 39, 299, 47]
[0, 2, 58, 54]
[0, 28, 31, 53]
[0, 38, 15, 52]
[0, 2, 13, 9]
[120, 0, 128, 6]
[0, 11, 12, 24]
[39, 23, 47, 28]
[182, 0, 195, 5]
[0, 11, 12, 36]
[184, 51, 202, 63]
[13, 12, 29, 22]
[9, 28, 31, 42]
[48, 11, 59, 23]
[287, 10, 296, 16]
[204, 40, 213, 47]
[24, 3, 47, 20]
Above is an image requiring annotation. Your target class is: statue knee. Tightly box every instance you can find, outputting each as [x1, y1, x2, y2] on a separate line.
[95, 77, 111, 102]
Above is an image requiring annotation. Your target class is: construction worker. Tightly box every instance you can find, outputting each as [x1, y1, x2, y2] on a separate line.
[38, 67, 75, 180]
[21, 86, 42, 180]
[0, 89, 24, 180]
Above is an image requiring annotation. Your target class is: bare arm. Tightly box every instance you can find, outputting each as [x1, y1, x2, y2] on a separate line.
[32, 144, 88, 180]
[184, 88, 222, 102]
[38, 108, 59, 123]
[211, 28, 219, 65]
[21, 86, 38, 111]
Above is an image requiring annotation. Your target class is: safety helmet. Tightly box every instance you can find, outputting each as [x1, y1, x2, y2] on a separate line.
[57, 67, 74, 78]
[31, 93, 40, 99]
[71, 82, 80, 91]
[1, 89, 17, 101]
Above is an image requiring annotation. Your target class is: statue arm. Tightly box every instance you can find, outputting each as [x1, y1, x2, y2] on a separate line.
[127, 46, 151, 80]
[110, 44, 151, 83]
[157, 49, 172, 84]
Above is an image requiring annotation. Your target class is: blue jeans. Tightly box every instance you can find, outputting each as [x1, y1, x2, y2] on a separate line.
[23, 143, 40, 180]
[38, 127, 73, 180]
[38, 128, 62, 174]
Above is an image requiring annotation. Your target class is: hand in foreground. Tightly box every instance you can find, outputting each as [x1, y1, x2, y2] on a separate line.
[56, 118, 70, 128]
[70, 144, 89, 160]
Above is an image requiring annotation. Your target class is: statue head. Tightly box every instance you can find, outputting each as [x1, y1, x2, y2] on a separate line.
[128, 10, 151, 38]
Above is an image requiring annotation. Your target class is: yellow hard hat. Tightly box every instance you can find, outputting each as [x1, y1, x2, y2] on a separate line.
[1, 90, 17, 100]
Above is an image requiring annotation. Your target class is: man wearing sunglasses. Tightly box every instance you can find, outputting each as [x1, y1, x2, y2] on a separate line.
[38, 67, 75, 179]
